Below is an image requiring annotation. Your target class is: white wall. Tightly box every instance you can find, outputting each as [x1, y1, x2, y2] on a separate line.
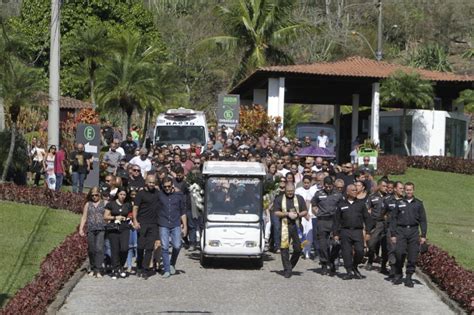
[411, 109, 447, 156]
[379, 109, 469, 156]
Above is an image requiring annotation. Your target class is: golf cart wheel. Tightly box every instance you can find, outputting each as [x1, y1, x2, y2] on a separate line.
[254, 257, 264, 269]
[200, 253, 211, 268]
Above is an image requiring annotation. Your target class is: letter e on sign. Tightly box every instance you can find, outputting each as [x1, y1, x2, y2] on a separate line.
[84, 126, 95, 141]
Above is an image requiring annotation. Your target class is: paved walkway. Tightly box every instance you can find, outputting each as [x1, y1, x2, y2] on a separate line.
[59, 250, 452, 314]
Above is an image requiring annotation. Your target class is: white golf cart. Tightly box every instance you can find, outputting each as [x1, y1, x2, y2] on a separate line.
[200, 161, 266, 268]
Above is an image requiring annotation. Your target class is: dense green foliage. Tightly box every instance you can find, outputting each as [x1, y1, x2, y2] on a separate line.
[0, 131, 29, 185]
[4, 0, 473, 113]
[8, 0, 166, 100]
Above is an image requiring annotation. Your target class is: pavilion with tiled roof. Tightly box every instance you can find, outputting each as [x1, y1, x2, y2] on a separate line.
[37, 93, 92, 122]
[229, 56, 474, 152]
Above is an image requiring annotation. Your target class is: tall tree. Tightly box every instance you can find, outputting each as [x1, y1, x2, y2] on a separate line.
[380, 70, 434, 156]
[0, 58, 41, 182]
[66, 24, 109, 108]
[95, 31, 164, 136]
[201, 0, 309, 85]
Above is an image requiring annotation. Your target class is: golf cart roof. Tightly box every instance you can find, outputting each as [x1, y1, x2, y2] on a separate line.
[202, 161, 266, 177]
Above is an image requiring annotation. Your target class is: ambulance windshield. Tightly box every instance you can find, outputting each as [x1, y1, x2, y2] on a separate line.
[155, 126, 206, 145]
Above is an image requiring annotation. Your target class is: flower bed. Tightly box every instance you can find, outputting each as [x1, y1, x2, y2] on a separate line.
[417, 244, 474, 312]
[0, 183, 84, 214]
[0, 184, 87, 315]
[376, 155, 407, 175]
[0, 232, 87, 315]
[407, 156, 474, 175]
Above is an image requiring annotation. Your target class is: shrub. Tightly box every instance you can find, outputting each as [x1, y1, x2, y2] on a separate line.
[0, 231, 87, 315]
[0, 131, 29, 185]
[417, 244, 474, 312]
[0, 183, 85, 214]
[407, 156, 474, 175]
[239, 104, 280, 138]
[376, 155, 407, 175]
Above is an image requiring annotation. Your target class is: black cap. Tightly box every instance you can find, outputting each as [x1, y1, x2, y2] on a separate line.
[323, 176, 333, 185]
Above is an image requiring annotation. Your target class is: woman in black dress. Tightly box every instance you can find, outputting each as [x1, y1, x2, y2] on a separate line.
[104, 187, 132, 279]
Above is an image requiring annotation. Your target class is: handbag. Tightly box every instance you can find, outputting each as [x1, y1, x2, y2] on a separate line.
[105, 222, 120, 231]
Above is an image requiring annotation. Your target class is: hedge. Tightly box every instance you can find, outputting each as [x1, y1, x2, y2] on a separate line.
[417, 244, 474, 312]
[406, 156, 474, 175]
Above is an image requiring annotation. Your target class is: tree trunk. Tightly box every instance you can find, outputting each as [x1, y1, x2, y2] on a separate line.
[141, 107, 150, 148]
[401, 107, 411, 156]
[90, 77, 96, 110]
[0, 97, 5, 132]
[126, 111, 132, 135]
[1, 122, 16, 182]
[121, 109, 127, 141]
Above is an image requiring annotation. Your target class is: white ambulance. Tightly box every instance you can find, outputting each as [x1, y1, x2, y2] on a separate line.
[154, 108, 209, 149]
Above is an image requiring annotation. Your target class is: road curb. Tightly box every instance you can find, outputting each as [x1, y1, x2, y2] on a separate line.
[46, 261, 88, 315]
[415, 269, 466, 315]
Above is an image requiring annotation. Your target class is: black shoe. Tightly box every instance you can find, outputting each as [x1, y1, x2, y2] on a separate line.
[393, 275, 403, 285]
[136, 269, 143, 278]
[142, 269, 151, 280]
[321, 265, 328, 276]
[405, 275, 414, 288]
[365, 263, 373, 271]
[352, 267, 363, 279]
[342, 272, 354, 280]
[284, 270, 292, 278]
[328, 262, 336, 276]
[380, 267, 389, 275]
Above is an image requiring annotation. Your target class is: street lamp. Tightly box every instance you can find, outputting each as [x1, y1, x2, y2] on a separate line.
[351, 31, 377, 60]
[349, 0, 383, 61]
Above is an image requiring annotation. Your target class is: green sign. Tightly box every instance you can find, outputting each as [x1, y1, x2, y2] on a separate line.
[218, 94, 240, 127]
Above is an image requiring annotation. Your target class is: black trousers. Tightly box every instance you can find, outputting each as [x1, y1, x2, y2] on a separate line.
[386, 227, 396, 269]
[394, 226, 420, 276]
[87, 230, 105, 272]
[367, 221, 388, 266]
[317, 218, 339, 265]
[280, 224, 301, 272]
[340, 228, 364, 270]
[107, 228, 130, 270]
[137, 223, 159, 270]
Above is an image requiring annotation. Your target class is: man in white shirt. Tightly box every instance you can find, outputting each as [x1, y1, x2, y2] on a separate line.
[295, 175, 319, 259]
[129, 148, 152, 178]
[276, 158, 290, 177]
[317, 130, 329, 148]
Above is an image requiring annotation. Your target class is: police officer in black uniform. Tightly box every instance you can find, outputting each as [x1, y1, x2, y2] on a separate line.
[311, 176, 343, 275]
[333, 184, 372, 280]
[366, 178, 390, 273]
[390, 182, 427, 287]
[384, 181, 404, 279]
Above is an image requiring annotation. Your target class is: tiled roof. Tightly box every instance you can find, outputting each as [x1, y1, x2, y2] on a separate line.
[37, 93, 93, 109]
[258, 56, 473, 82]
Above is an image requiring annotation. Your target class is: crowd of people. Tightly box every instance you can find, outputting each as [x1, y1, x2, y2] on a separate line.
[30, 122, 427, 287]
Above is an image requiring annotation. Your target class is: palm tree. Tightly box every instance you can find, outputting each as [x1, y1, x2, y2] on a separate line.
[201, 0, 309, 85]
[95, 31, 163, 135]
[0, 58, 41, 182]
[380, 70, 434, 156]
[67, 24, 109, 108]
[284, 104, 312, 138]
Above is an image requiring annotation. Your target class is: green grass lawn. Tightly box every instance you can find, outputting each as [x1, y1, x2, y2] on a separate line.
[388, 168, 474, 271]
[0, 201, 79, 307]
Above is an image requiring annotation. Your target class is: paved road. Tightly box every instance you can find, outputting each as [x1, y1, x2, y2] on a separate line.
[59, 250, 452, 315]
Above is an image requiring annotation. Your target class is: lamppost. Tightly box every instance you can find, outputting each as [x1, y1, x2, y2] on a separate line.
[350, 0, 383, 61]
[351, 31, 377, 60]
